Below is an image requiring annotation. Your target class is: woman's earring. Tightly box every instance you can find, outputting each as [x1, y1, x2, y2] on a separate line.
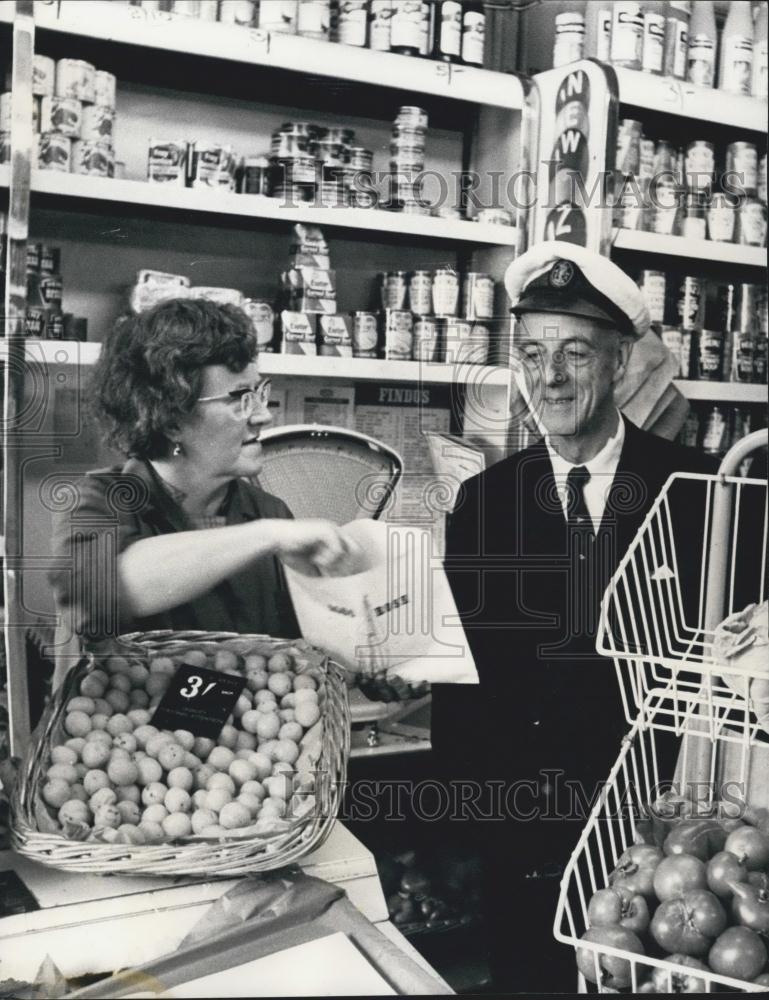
[172, 442, 182, 457]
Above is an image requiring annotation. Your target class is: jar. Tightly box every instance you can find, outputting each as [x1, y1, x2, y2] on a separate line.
[408, 270, 433, 316]
[726, 142, 758, 197]
[682, 191, 707, 240]
[431, 267, 459, 317]
[684, 140, 715, 193]
[707, 193, 737, 243]
[735, 197, 768, 246]
[381, 271, 409, 310]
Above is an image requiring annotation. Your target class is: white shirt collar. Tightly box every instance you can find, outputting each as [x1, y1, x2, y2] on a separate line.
[545, 412, 626, 532]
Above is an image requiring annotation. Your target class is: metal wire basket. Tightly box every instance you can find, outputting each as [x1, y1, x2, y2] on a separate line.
[11, 631, 350, 877]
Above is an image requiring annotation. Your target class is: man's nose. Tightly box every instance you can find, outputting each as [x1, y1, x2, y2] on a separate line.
[544, 350, 568, 386]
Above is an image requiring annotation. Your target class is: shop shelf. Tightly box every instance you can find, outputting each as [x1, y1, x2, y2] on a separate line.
[0, 168, 519, 248]
[673, 380, 768, 404]
[0, 338, 513, 386]
[612, 229, 767, 268]
[13, 0, 524, 110]
[614, 66, 767, 132]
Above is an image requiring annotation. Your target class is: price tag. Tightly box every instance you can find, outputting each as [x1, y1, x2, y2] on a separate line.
[150, 663, 246, 739]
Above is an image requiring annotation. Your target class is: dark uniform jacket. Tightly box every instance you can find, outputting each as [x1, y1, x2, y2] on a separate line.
[49, 457, 300, 643]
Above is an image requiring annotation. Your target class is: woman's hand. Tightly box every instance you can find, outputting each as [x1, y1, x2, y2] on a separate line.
[275, 519, 365, 577]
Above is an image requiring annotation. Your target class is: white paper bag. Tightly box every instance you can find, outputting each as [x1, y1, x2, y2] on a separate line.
[283, 519, 478, 685]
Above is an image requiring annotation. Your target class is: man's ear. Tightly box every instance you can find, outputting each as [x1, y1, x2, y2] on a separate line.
[613, 335, 634, 386]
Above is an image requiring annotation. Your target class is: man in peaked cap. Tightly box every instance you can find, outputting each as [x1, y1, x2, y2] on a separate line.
[431, 241, 716, 993]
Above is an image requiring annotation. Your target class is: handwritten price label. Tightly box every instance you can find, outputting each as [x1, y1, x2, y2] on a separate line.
[150, 663, 246, 739]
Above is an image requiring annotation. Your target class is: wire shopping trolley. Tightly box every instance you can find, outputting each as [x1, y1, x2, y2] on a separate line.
[554, 429, 769, 994]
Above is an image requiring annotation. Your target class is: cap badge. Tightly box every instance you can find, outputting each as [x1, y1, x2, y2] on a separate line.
[549, 259, 575, 288]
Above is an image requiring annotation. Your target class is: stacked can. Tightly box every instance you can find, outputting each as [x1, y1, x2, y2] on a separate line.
[387, 106, 429, 214]
[19, 55, 117, 176]
[25, 242, 64, 339]
[269, 122, 318, 204]
[313, 125, 354, 208]
[378, 267, 494, 363]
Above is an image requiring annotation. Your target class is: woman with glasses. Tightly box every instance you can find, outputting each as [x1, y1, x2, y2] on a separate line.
[49, 297, 354, 650]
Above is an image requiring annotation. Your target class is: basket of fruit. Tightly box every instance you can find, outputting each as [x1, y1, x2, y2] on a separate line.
[11, 631, 350, 876]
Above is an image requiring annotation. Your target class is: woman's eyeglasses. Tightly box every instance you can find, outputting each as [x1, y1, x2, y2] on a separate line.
[197, 378, 272, 417]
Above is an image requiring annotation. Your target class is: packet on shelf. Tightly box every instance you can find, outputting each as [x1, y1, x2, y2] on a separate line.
[284, 267, 337, 314]
[281, 310, 317, 355]
[187, 286, 244, 307]
[129, 269, 190, 313]
[318, 315, 353, 357]
[289, 223, 331, 270]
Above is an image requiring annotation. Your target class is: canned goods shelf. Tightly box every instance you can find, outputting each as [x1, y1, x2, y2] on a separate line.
[0, 168, 519, 248]
[0, 339, 513, 387]
[613, 66, 768, 133]
[674, 379, 768, 403]
[13, 0, 525, 111]
[612, 228, 767, 268]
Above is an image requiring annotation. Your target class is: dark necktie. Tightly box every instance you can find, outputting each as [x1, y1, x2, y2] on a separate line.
[566, 465, 592, 531]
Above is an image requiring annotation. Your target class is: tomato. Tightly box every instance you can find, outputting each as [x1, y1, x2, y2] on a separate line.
[706, 850, 748, 898]
[653, 854, 707, 901]
[663, 819, 728, 861]
[725, 827, 769, 871]
[610, 845, 664, 898]
[650, 890, 727, 957]
[587, 887, 650, 935]
[575, 925, 645, 989]
[708, 926, 768, 982]
[731, 881, 769, 935]
[650, 954, 709, 993]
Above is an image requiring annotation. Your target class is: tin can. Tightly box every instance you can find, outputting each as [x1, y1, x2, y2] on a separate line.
[651, 175, 681, 235]
[455, 322, 490, 365]
[685, 140, 714, 192]
[431, 267, 459, 317]
[730, 331, 755, 382]
[80, 103, 114, 145]
[676, 276, 703, 331]
[396, 105, 428, 131]
[243, 299, 275, 349]
[147, 139, 187, 185]
[693, 329, 724, 381]
[707, 193, 737, 243]
[33, 55, 55, 97]
[616, 119, 642, 176]
[553, 11, 585, 68]
[348, 146, 373, 171]
[271, 133, 310, 158]
[37, 132, 71, 171]
[639, 138, 656, 179]
[297, 0, 330, 39]
[476, 207, 513, 226]
[408, 270, 433, 316]
[48, 311, 65, 340]
[239, 155, 270, 195]
[93, 71, 117, 109]
[40, 273, 63, 308]
[638, 270, 666, 325]
[412, 316, 440, 362]
[726, 142, 758, 197]
[352, 311, 379, 357]
[680, 330, 693, 379]
[442, 317, 473, 363]
[24, 305, 48, 338]
[338, 0, 368, 46]
[383, 309, 413, 360]
[753, 336, 768, 384]
[38, 96, 82, 138]
[258, 0, 298, 33]
[26, 243, 42, 273]
[660, 326, 684, 376]
[462, 272, 495, 321]
[731, 283, 760, 334]
[381, 271, 408, 310]
[40, 245, 60, 275]
[682, 191, 707, 240]
[318, 126, 354, 147]
[369, 0, 392, 51]
[653, 139, 676, 175]
[735, 197, 768, 246]
[218, 0, 256, 25]
[55, 59, 96, 104]
[610, 1, 644, 70]
[702, 405, 728, 455]
[72, 140, 113, 177]
[398, 198, 431, 216]
[274, 154, 317, 186]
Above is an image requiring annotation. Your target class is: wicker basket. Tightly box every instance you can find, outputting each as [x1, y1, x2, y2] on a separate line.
[12, 631, 350, 877]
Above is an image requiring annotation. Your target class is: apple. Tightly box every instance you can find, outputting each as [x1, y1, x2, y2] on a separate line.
[587, 887, 650, 935]
[653, 854, 707, 901]
[725, 827, 769, 871]
[650, 890, 727, 957]
[706, 851, 748, 898]
[709, 926, 768, 982]
[649, 955, 709, 994]
[663, 819, 727, 861]
[576, 925, 644, 989]
[730, 881, 769, 935]
[610, 845, 664, 898]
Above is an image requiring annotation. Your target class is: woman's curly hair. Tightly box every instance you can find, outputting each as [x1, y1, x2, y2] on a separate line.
[90, 297, 257, 459]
